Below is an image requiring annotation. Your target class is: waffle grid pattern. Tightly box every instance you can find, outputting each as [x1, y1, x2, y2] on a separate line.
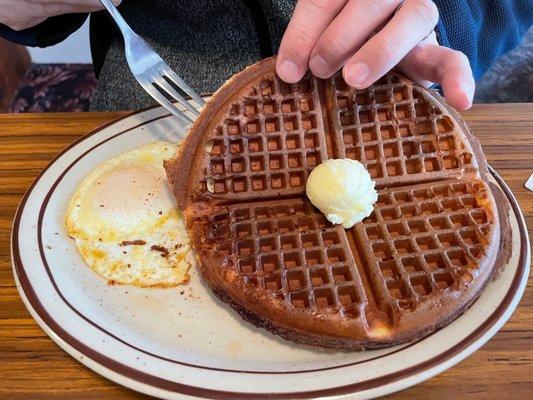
[202, 74, 328, 199]
[185, 69, 497, 336]
[355, 180, 492, 310]
[329, 74, 474, 183]
[206, 199, 367, 320]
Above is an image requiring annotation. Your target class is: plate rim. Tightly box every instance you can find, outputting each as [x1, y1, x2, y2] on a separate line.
[11, 107, 531, 399]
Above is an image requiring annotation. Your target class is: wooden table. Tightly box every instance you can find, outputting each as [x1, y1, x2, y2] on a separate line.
[1, 105, 532, 399]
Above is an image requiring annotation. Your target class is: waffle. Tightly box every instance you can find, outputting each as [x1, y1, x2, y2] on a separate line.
[165, 57, 508, 349]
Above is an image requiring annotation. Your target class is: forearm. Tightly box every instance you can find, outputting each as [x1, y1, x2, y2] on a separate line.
[434, 0, 533, 78]
[0, 13, 88, 47]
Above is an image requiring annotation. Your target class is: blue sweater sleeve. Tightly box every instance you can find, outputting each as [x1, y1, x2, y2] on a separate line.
[434, 0, 533, 79]
[0, 14, 87, 48]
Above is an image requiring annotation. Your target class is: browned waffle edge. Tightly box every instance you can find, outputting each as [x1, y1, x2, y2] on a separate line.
[164, 58, 278, 208]
[488, 182, 513, 280]
[166, 56, 510, 349]
[195, 180, 510, 349]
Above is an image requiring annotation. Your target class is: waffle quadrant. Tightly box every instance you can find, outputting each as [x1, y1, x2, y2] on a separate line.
[192, 74, 326, 202]
[165, 57, 503, 349]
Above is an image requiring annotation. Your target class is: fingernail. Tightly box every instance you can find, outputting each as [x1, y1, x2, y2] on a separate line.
[345, 62, 370, 87]
[277, 59, 300, 83]
[455, 90, 470, 110]
[464, 81, 475, 99]
[309, 55, 330, 78]
[460, 82, 475, 108]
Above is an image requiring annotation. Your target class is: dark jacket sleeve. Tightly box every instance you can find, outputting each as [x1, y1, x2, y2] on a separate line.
[0, 13, 88, 48]
[434, 0, 533, 79]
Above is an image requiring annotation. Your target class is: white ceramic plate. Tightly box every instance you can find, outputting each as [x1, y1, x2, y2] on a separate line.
[12, 106, 530, 400]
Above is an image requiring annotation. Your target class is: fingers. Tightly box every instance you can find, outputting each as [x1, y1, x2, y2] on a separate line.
[1, 0, 121, 30]
[0, 1, 45, 30]
[342, 0, 439, 88]
[277, 0, 347, 83]
[33, 0, 121, 6]
[399, 43, 475, 110]
[396, 31, 439, 88]
[5, 17, 47, 31]
[27, 0, 122, 16]
[309, 0, 402, 78]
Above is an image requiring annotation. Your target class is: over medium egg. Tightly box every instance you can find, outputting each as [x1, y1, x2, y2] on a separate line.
[66, 141, 192, 287]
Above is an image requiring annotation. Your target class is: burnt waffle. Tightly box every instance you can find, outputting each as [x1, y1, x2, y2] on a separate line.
[165, 57, 509, 349]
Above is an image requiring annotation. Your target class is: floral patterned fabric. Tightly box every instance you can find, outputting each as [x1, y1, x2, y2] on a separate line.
[9, 64, 96, 113]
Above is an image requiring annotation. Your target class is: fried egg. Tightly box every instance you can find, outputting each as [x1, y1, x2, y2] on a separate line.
[66, 141, 192, 287]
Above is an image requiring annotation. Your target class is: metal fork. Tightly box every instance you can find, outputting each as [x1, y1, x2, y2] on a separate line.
[99, 0, 205, 125]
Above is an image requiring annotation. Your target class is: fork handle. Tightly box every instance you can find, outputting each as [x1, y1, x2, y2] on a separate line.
[99, 0, 135, 39]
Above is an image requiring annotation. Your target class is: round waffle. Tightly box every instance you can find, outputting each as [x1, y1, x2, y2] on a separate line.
[165, 57, 509, 349]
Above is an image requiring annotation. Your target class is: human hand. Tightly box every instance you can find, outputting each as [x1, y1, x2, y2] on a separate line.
[277, 0, 475, 110]
[0, 0, 121, 31]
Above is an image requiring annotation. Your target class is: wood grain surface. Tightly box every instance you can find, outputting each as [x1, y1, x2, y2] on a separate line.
[1, 105, 531, 399]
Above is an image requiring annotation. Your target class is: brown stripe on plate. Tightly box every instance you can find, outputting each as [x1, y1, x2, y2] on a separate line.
[11, 105, 529, 398]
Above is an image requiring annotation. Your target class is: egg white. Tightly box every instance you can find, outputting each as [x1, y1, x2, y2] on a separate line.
[66, 141, 192, 287]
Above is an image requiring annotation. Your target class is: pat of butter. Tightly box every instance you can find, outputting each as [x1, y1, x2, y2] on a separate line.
[526, 173, 533, 192]
[306, 159, 378, 229]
